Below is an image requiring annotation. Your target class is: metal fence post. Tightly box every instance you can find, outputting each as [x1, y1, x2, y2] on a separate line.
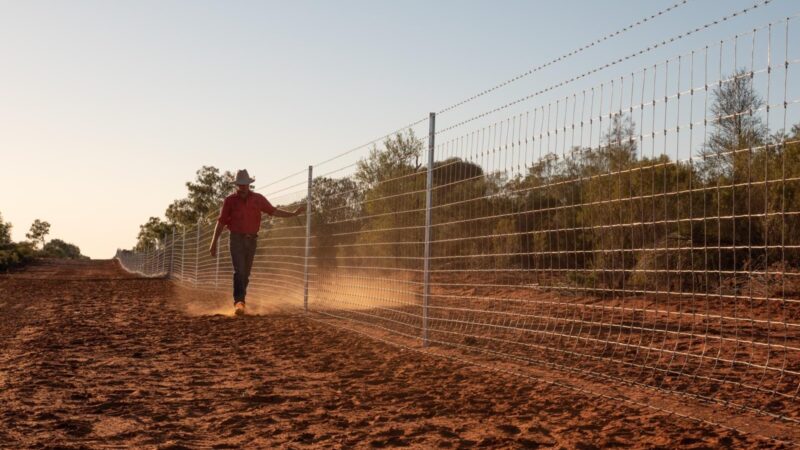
[195, 219, 201, 287]
[157, 237, 161, 275]
[153, 236, 161, 275]
[163, 234, 168, 275]
[304, 165, 313, 313]
[423, 112, 435, 346]
[160, 234, 165, 275]
[170, 228, 176, 278]
[181, 227, 186, 282]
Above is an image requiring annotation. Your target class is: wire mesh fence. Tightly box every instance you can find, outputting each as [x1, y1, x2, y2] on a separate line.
[117, 10, 800, 428]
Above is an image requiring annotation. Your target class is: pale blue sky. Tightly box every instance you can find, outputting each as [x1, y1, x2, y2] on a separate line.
[1, 0, 797, 258]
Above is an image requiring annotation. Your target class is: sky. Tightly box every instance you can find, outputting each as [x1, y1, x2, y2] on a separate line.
[1, 0, 798, 258]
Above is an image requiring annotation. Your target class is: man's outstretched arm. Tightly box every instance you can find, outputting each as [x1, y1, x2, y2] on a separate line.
[271, 205, 306, 218]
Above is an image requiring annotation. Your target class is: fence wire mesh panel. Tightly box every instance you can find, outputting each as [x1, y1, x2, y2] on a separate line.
[419, 17, 800, 421]
[116, 11, 800, 431]
[117, 185, 309, 309]
[307, 122, 432, 344]
[250, 189, 309, 307]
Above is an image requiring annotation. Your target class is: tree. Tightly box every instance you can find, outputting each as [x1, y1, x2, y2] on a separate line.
[600, 115, 638, 170]
[578, 115, 644, 289]
[133, 166, 234, 251]
[353, 131, 426, 269]
[135, 217, 173, 251]
[695, 70, 770, 274]
[429, 158, 494, 269]
[26, 219, 50, 249]
[41, 239, 86, 259]
[165, 166, 234, 228]
[309, 177, 363, 267]
[0, 212, 11, 245]
[701, 69, 768, 179]
[355, 130, 423, 188]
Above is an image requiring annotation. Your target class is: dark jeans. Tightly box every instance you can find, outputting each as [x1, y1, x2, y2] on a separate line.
[230, 232, 258, 303]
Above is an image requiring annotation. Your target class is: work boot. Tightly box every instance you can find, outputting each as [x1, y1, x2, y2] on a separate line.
[234, 302, 246, 316]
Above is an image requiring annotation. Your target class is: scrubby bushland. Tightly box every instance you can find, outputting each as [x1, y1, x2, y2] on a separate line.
[41, 239, 89, 260]
[0, 213, 88, 270]
[0, 241, 37, 271]
[301, 70, 800, 296]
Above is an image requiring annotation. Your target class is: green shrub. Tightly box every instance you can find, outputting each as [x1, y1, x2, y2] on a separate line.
[41, 239, 88, 260]
[0, 242, 36, 271]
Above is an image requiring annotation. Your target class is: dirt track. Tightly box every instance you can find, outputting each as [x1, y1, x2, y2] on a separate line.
[0, 260, 793, 448]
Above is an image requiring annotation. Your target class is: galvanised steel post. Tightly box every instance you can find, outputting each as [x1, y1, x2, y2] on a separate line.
[195, 219, 201, 287]
[163, 234, 168, 275]
[423, 112, 435, 347]
[170, 228, 176, 278]
[160, 234, 166, 275]
[181, 226, 186, 282]
[303, 165, 313, 313]
[155, 238, 159, 275]
[157, 236, 161, 275]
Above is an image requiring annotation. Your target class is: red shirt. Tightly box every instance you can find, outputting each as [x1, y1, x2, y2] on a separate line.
[217, 192, 276, 234]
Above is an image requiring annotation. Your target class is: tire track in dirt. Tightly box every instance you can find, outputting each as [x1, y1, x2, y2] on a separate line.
[0, 260, 791, 448]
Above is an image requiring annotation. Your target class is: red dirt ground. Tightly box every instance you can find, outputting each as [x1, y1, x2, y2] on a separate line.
[0, 259, 796, 449]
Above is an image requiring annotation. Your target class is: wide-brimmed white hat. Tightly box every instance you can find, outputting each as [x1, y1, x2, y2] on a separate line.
[234, 169, 255, 185]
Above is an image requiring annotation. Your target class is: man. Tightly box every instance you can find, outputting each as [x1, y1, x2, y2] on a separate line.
[209, 169, 305, 315]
